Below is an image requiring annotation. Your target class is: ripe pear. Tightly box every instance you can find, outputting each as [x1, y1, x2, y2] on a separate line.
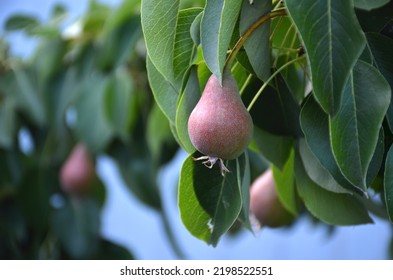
[250, 169, 293, 228]
[60, 143, 95, 194]
[188, 73, 253, 174]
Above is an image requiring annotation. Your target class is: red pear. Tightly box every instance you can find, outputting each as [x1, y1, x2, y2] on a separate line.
[60, 143, 94, 194]
[250, 169, 293, 228]
[188, 73, 253, 174]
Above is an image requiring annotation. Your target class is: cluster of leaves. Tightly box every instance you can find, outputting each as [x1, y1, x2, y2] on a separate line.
[142, 0, 393, 246]
[0, 0, 179, 259]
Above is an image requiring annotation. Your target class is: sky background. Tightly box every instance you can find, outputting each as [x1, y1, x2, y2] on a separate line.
[1, 0, 392, 259]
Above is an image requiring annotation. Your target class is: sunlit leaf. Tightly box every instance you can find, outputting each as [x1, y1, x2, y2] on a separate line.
[146, 56, 179, 124]
[141, 0, 180, 86]
[201, 0, 242, 82]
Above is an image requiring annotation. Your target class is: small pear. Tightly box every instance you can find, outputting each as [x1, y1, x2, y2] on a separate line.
[60, 143, 95, 194]
[250, 169, 293, 228]
[188, 73, 253, 174]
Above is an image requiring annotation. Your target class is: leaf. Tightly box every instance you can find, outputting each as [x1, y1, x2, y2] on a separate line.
[272, 148, 298, 216]
[103, 68, 137, 142]
[146, 56, 179, 124]
[298, 138, 350, 194]
[175, 66, 200, 153]
[236, 152, 251, 229]
[300, 95, 365, 195]
[141, 0, 179, 85]
[13, 68, 46, 126]
[355, 1, 393, 33]
[173, 8, 203, 80]
[242, 74, 302, 137]
[367, 128, 384, 186]
[239, 0, 271, 81]
[97, 16, 141, 71]
[384, 144, 393, 223]
[286, 0, 366, 115]
[179, 153, 242, 246]
[366, 33, 393, 132]
[51, 196, 101, 259]
[330, 60, 391, 191]
[4, 14, 39, 31]
[75, 76, 114, 153]
[201, 0, 242, 82]
[97, 239, 134, 260]
[252, 126, 293, 170]
[0, 97, 16, 149]
[147, 104, 174, 162]
[354, 0, 390, 10]
[294, 149, 373, 225]
[190, 11, 203, 46]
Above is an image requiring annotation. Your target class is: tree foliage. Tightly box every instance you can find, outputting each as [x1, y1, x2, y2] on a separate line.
[1, 0, 393, 259]
[142, 0, 393, 246]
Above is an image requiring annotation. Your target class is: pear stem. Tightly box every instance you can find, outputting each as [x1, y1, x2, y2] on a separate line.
[247, 56, 305, 112]
[224, 8, 287, 71]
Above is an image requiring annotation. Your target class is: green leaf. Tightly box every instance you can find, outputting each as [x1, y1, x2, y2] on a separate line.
[0, 97, 16, 149]
[286, 0, 366, 115]
[384, 144, 393, 223]
[146, 56, 179, 124]
[141, 0, 179, 85]
[356, 1, 393, 33]
[174, 8, 203, 80]
[367, 129, 384, 186]
[294, 149, 373, 225]
[175, 66, 200, 153]
[118, 158, 162, 210]
[51, 196, 101, 259]
[97, 239, 134, 260]
[75, 76, 114, 153]
[252, 126, 293, 170]
[300, 95, 365, 195]
[330, 60, 391, 191]
[201, 0, 242, 82]
[147, 104, 173, 162]
[179, 153, 242, 246]
[103, 68, 137, 142]
[97, 16, 141, 71]
[299, 138, 350, 194]
[4, 14, 39, 31]
[32, 38, 66, 86]
[354, 0, 390, 10]
[366, 33, 393, 132]
[244, 74, 302, 137]
[239, 0, 271, 81]
[190, 12, 203, 46]
[13, 68, 46, 126]
[236, 152, 251, 229]
[272, 148, 298, 216]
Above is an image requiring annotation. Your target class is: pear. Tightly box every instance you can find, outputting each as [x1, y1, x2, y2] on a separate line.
[188, 73, 253, 175]
[60, 143, 95, 194]
[250, 169, 294, 228]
